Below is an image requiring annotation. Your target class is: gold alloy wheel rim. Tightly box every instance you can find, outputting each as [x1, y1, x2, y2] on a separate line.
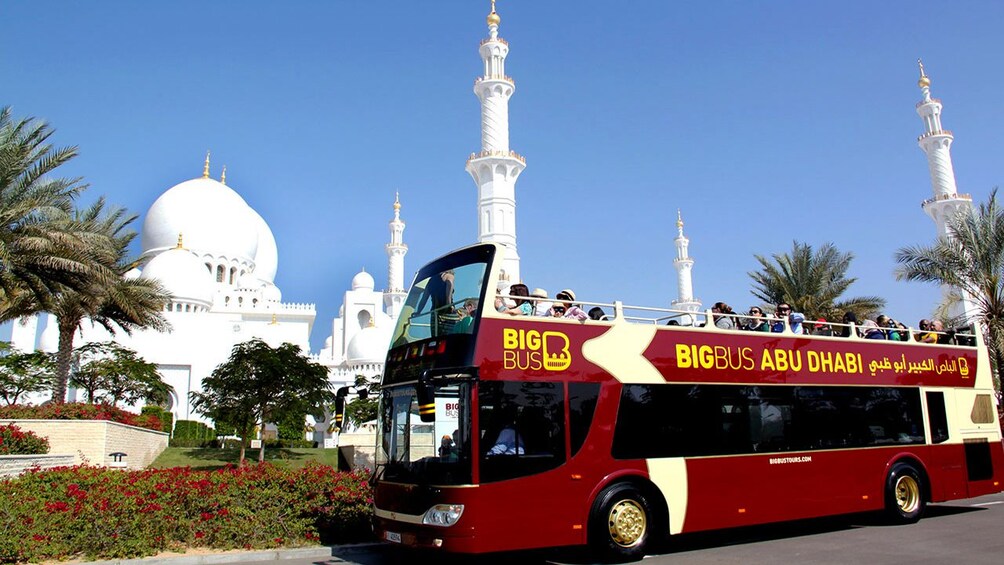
[894, 475, 920, 514]
[608, 499, 646, 547]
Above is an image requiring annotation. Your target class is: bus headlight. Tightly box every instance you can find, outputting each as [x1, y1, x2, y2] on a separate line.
[422, 504, 465, 527]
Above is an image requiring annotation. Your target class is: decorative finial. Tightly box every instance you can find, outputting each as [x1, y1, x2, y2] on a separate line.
[202, 151, 210, 178]
[917, 59, 931, 88]
[270, 314, 278, 325]
[393, 191, 401, 211]
[221, 166, 227, 185]
[176, 233, 184, 249]
[487, 0, 500, 27]
[676, 209, 683, 229]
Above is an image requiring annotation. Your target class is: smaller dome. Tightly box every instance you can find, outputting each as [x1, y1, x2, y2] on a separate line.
[346, 324, 390, 365]
[238, 272, 264, 290]
[324, 336, 334, 349]
[141, 248, 214, 306]
[262, 282, 282, 302]
[351, 270, 375, 290]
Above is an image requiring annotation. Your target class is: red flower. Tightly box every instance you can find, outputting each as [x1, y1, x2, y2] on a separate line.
[195, 531, 204, 539]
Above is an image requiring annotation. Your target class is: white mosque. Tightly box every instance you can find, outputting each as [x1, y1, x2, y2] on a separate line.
[8, 153, 407, 437]
[5, 4, 970, 438]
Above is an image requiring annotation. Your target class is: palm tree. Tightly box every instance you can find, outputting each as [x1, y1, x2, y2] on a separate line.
[39, 198, 170, 402]
[895, 190, 1004, 397]
[748, 241, 886, 320]
[0, 106, 98, 320]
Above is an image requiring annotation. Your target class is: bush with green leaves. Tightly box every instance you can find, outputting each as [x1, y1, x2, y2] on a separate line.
[0, 423, 50, 455]
[0, 463, 373, 562]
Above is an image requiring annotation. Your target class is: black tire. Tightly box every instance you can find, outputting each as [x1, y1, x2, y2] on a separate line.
[588, 483, 653, 562]
[884, 461, 926, 524]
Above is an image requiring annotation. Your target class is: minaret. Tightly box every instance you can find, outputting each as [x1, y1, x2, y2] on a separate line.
[915, 60, 976, 321]
[384, 193, 408, 319]
[671, 211, 702, 324]
[465, 0, 526, 283]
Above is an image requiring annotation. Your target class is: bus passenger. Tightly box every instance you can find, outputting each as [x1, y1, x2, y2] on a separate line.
[771, 303, 805, 334]
[588, 306, 606, 321]
[743, 307, 770, 331]
[917, 319, 937, 343]
[530, 288, 552, 316]
[711, 302, 736, 330]
[453, 298, 479, 333]
[550, 289, 589, 321]
[497, 283, 533, 316]
[488, 425, 525, 455]
[861, 320, 886, 339]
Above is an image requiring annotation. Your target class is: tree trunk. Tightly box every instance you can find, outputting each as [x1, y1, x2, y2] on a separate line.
[52, 319, 77, 404]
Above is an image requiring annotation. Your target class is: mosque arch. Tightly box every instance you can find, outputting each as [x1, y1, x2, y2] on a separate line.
[216, 265, 224, 283]
[357, 310, 372, 330]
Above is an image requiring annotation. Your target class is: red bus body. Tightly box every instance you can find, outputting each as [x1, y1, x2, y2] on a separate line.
[372, 244, 1003, 556]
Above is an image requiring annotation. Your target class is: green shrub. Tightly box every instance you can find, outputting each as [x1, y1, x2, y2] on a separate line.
[0, 403, 161, 431]
[264, 439, 316, 449]
[0, 424, 49, 455]
[173, 419, 213, 441]
[0, 463, 373, 562]
[141, 406, 173, 434]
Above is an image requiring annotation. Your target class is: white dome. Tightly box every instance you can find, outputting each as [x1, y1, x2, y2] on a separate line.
[124, 267, 142, 280]
[140, 177, 259, 263]
[249, 208, 278, 283]
[346, 324, 390, 365]
[351, 270, 375, 290]
[141, 247, 214, 306]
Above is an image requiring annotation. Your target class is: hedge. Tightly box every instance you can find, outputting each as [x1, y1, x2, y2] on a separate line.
[0, 463, 373, 562]
[0, 403, 161, 432]
[141, 406, 173, 434]
[173, 420, 214, 441]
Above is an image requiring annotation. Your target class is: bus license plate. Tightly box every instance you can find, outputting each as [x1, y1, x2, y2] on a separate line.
[385, 531, 402, 543]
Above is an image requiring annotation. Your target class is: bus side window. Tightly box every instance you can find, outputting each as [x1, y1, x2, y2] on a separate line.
[926, 391, 949, 444]
[569, 383, 600, 458]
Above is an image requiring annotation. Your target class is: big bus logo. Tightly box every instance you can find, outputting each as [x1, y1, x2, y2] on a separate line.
[502, 328, 572, 371]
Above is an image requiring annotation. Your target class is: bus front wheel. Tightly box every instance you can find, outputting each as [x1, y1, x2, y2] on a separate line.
[884, 461, 926, 524]
[588, 483, 652, 562]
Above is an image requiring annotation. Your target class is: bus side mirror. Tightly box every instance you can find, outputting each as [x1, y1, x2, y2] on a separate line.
[417, 381, 435, 423]
[333, 386, 349, 431]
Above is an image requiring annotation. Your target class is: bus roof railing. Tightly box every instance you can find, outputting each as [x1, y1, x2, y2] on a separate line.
[492, 293, 978, 347]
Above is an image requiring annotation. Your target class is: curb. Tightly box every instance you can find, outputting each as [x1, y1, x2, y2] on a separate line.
[80, 543, 385, 565]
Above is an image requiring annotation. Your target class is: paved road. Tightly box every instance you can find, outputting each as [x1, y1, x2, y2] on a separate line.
[249, 492, 1004, 565]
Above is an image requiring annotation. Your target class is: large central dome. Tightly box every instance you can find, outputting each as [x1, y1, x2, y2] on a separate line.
[141, 177, 259, 263]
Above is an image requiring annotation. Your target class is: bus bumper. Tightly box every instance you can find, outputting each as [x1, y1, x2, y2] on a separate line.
[375, 518, 479, 553]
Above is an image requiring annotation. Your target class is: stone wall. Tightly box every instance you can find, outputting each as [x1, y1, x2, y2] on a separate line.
[0, 454, 76, 477]
[0, 420, 169, 470]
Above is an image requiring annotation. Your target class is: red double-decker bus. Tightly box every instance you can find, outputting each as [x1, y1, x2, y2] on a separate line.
[369, 243, 1003, 561]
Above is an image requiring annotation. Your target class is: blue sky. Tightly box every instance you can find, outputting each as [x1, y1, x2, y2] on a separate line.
[3, 1, 1002, 351]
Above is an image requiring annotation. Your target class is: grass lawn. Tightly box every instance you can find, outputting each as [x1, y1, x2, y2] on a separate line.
[150, 447, 342, 470]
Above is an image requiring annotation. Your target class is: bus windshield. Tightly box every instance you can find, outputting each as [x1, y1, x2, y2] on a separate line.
[389, 246, 493, 348]
[376, 381, 472, 486]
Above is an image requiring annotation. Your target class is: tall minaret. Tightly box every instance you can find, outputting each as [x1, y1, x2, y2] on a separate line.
[671, 211, 701, 324]
[465, 0, 526, 282]
[384, 193, 408, 319]
[915, 60, 976, 321]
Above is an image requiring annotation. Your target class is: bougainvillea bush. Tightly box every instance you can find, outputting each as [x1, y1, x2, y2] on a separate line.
[0, 424, 49, 455]
[0, 463, 372, 563]
[0, 402, 162, 432]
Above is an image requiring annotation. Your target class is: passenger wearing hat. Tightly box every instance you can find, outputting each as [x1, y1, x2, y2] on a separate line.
[529, 288, 553, 316]
[550, 289, 589, 321]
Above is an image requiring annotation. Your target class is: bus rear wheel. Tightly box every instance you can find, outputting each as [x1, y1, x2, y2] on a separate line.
[589, 483, 652, 562]
[884, 461, 926, 524]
